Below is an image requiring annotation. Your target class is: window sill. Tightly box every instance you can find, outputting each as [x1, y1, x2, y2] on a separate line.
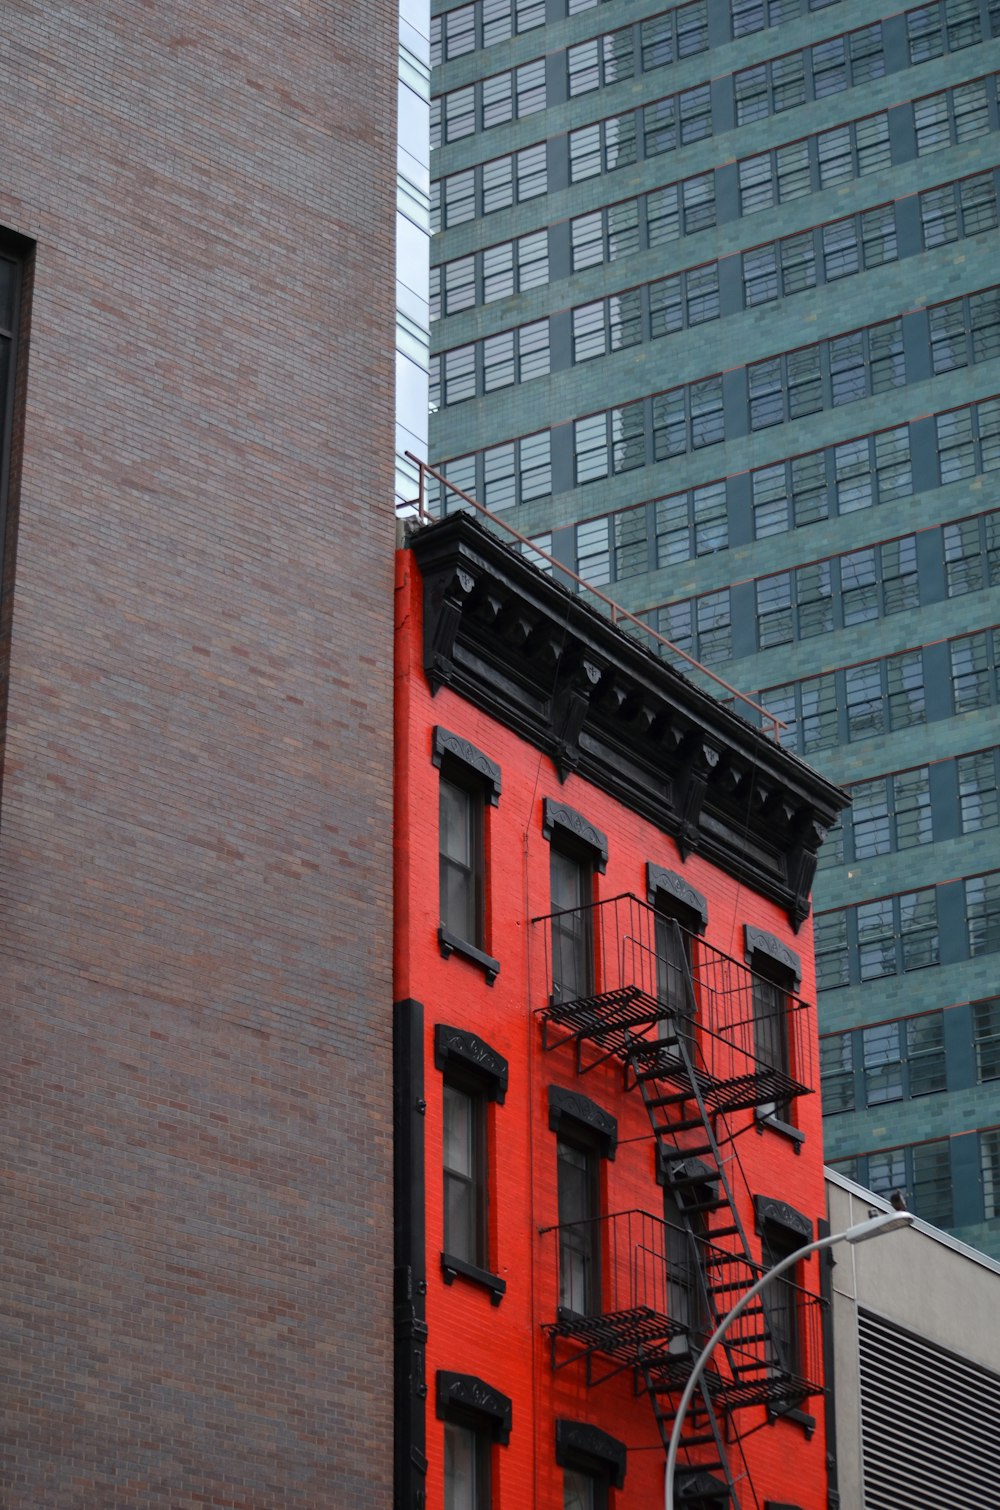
[440, 1252, 506, 1305]
[755, 1107, 805, 1152]
[438, 926, 500, 985]
[767, 1403, 815, 1438]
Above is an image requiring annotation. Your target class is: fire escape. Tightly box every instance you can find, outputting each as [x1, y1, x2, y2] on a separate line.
[536, 894, 825, 1509]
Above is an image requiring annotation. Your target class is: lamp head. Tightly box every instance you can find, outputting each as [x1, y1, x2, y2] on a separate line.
[843, 1209, 915, 1245]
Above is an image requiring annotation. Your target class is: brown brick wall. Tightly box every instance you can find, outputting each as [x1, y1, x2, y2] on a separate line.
[0, 4, 396, 1505]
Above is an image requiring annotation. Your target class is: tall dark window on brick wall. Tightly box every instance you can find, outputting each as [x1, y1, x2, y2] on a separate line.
[443, 1080, 487, 1270]
[550, 845, 594, 1003]
[0, 246, 24, 585]
[444, 1417, 491, 1510]
[557, 1137, 600, 1316]
[440, 773, 484, 949]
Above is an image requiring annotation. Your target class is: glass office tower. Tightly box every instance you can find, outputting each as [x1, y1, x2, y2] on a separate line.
[397, 0, 433, 507]
[428, 0, 1000, 1255]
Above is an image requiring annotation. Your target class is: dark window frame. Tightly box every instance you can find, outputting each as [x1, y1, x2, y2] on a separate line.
[435, 729, 502, 982]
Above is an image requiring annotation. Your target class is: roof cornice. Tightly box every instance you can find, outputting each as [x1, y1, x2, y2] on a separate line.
[408, 514, 849, 930]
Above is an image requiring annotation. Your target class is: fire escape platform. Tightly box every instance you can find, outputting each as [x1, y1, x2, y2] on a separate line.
[629, 1039, 809, 1117]
[547, 1304, 686, 1371]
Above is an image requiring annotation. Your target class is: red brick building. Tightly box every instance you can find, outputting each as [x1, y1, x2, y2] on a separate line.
[394, 511, 848, 1510]
[0, 6, 396, 1505]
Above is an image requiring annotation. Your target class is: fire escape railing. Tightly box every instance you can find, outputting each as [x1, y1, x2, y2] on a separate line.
[533, 892, 816, 1107]
[541, 1209, 825, 1404]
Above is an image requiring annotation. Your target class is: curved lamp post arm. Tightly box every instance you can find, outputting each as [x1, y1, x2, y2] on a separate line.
[664, 1210, 913, 1510]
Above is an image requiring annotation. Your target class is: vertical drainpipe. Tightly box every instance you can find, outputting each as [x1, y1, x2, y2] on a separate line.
[394, 998, 427, 1510]
[818, 1216, 841, 1510]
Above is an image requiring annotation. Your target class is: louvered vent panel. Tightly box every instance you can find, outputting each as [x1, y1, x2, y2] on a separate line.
[858, 1307, 1000, 1509]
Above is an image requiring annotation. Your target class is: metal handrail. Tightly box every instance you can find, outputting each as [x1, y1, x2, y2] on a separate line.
[533, 894, 817, 1093]
[541, 1208, 826, 1391]
[406, 452, 786, 742]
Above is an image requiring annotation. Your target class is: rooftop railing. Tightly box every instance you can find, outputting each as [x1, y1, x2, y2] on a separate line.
[406, 454, 786, 741]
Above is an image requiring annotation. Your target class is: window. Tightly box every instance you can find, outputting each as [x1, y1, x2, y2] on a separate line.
[653, 377, 724, 456]
[655, 589, 731, 669]
[656, 480, 728, 565]
[433, 233, 550, 318]
[483, 0, 546, 45]
[816, 887, 940, 989]
[437, 1372, 511, 1510]
[908, 0, 986, 63]
[862, 1013, 945, 1104]
[433, 58, 548, 143]
[557, 1138, 600, 1314]
[901, 887, 939, 970]
[550, 846, 594, 1003]
[967, 871, 1000, 956]
[959, 748, 1000, 833]
[747, 318, 903, 431]
[735, 50, 806, 124]
[0, 248, 20, 525]
[427, 433, 551, 517]
[563, 1468, 603, 1510]
[760, 1216, 805, 1375]
[574, 503, 650, 587]
[443, 1080, 486, 1269]
[868, 1140, 953, 1226]
[435, 731, 501, 977]
[914, 80, 986, 154]
[951, 628, 1000, 713]
[571, 199, 640, 271]
[570, 112, 637, 182]
[555, 1421, 625, 1508]
[921, 172, 999, 248]
[912, 1140, 953, 1227]
[814, 909, 848, 991]
[974, 998, 1000, 1082]
[944, 511, 1000, 596]
[649, 263, 720, 336]
[983, 1128, 1000, 1220]
[650, 871, 706, 1062]
[432, 143, 548, 230]
[820, 1032, 855, 1112]
[567, 28, 634, 96]
[444, 1420, 489, 1510]
[643, 84, 712, 159]
[930, 286, 1000, 373]
[440, 774, 483, 949]
[646, 172, 716, 243]
[753, 973, 791, 1118]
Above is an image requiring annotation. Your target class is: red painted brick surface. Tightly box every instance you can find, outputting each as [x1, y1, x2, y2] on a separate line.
[395, 547, 829, 1510]
[0, 5, 396, 1505]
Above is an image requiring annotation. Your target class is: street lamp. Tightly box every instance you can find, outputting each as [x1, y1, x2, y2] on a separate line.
[664, 1208, 914, 1509]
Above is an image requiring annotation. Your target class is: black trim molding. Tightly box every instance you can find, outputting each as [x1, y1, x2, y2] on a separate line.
[440, 1252, 506, 1305]
[436, 1371, 512, 1445]
[433, 726, 501, 805]
[744, 926, 802, 988]
[409, 515, 848, 929]
[435, 1024, 508, 1102]
[754, 1195, 813, 1243]
[555, 1420, 627, 1490]
[675, 1468, 730, 1502]
[437, 928, 500, 985]
[542, 798, 608, 872]
[646, 863, 708, 929]
[548, 1086, 617, 1159]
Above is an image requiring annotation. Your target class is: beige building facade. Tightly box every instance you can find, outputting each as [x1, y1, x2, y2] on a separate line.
[826, 1167, 1000, 1510]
